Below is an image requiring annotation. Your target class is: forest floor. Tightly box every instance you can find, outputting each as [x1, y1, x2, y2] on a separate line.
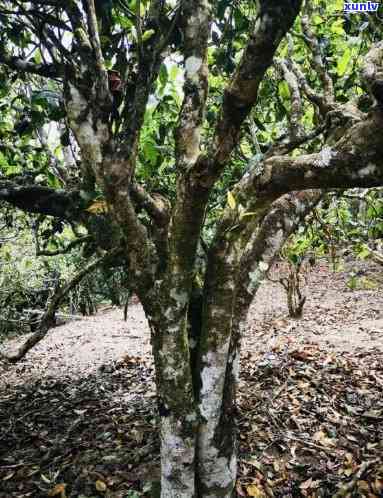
[0, 257, 382, 498]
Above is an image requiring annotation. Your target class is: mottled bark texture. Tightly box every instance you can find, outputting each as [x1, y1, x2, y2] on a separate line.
[2, 2, 383, 497]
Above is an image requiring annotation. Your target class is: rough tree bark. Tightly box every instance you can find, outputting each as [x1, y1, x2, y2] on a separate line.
[1, 2, 383, 497]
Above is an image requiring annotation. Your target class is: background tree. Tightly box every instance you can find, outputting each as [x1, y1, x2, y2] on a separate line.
[0, 0, 383, 496]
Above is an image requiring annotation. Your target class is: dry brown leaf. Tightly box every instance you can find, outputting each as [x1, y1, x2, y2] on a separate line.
[95, 479, 107, 492]
[2, 472, 15, 481]
[48, 483, 66, 498]
[86, 200, 108, 214]
[373, 479, 383, 492]
[357, 480, 371, 491]
[300, 478, 313, 490]
[246, 483, 266, 497]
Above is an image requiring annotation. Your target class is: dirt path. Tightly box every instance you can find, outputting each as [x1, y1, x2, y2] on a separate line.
[245, 258, 383, 357]
[0, 303, 152, 387]
[1, 258, 381, 387]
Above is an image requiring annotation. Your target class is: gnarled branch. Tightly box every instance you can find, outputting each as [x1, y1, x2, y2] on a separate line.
[0, 52, 64, 78]
[0, 181, 84, 220]
[212, 0, 303, 165]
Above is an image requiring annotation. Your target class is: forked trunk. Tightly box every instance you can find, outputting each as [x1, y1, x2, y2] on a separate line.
[149, 308, 242, 498]
[146, 191, 324, 497]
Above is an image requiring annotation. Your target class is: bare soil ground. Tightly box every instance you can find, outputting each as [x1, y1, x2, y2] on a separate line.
[0, 258, 382, 498]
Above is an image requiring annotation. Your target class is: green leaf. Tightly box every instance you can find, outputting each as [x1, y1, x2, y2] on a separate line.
[312, 15, 323, 25]
[331, 19, 344, 35]
[169, 65, 179, 82]
[116, 14, 133, 30]
[159, 64, 168, 87]
[47, 172, 62, 188]
[142, 29, 156, 42]
[328, 0, 344, 13]
[145, 141, 159, 165]
[278, 81, 290, 100]
[239, 211, 257, 220]
[4, 163, 22, 175]
[337, 47, 351, 77]
[33, 49, 42, 65]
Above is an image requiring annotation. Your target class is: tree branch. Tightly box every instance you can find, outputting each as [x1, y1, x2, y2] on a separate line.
[167, 0, 211, 280]
[275, 58, 304, 141]
[0, 181, 84, 220]
[167, 2, 303, 283]
[0, 52, 64, 78]
[237, 190, 322, 303]
[239, 109, 383, 203]
[362, 40, 383, 106]
[84, 0, 107, 75]
[212, 0, 303, 165]
[130, 183, 170, 227]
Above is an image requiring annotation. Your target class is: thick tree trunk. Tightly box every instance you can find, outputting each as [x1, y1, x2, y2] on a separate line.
[148, 192, 324, 498]
[197, 337, 238, 498]
[154, 317, 239, 498]
[144, 309, 198, 498]
[196, 262, 239, 497]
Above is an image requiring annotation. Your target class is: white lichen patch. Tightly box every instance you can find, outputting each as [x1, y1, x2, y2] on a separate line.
[169, 288, 188, 307]
[182, 126, 201, 166]
[266, 228, 285, 258]
[186, 413, 197, 423]
[258, 261, 269, 272]
[314, 146, 334, 168]
[247, 268, 262, 295]
[185, 56, 202, 77]
[198, 344, 238, 495]
[359, 163, 376, 178]
[304, 170, 314, 179]
[364, 62, 375, 78]
[160, 418, 195, 497]
[231, 349, 240, 383]
[199, 343, 230, 420]
[283, 216, 294, 230]
[67, 84, 88, 119]
[95, 119, 109, 141]
[163, 306, 174, 321]
[66, 83, 108, 165]
[198, 436, 236, 493]
[161, 418, 195, 464]
[204, 456, 235, 488]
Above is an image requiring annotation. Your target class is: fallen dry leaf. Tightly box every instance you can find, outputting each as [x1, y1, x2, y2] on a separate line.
[48, 483, 66, 498]
[95, 479, 107, 492]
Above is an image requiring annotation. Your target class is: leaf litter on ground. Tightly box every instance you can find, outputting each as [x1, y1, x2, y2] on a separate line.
[0, 258, 382, 497]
